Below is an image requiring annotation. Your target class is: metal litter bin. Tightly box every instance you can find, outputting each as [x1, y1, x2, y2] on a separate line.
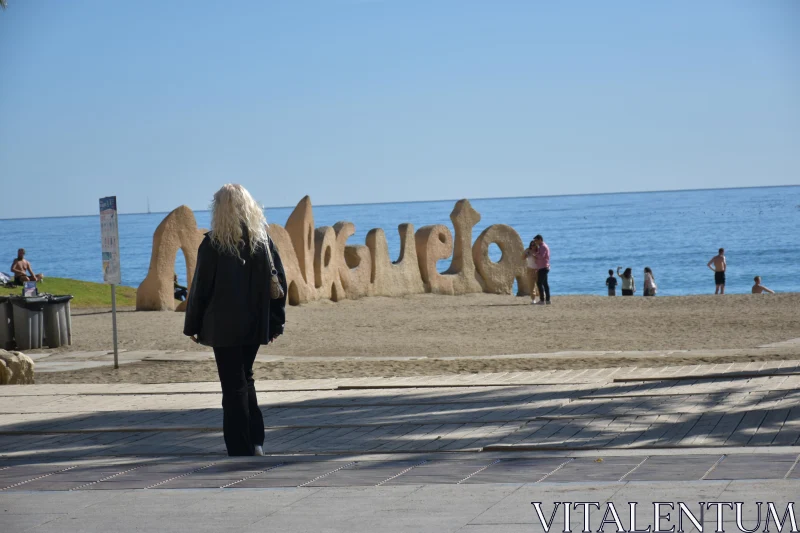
[0, 296, 13, 350]
[43, 295, 73, 348]
[10, 296, 47, 350]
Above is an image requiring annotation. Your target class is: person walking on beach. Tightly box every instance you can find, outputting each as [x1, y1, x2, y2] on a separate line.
[617, 267, 635, 296]
[533, 234, 551, 305]
[707, 248, 726, 294]
[643, 267, 657, 297]
[752, 276, 775, 294]
[184, 184, 288, 457]
[606, 269, 617, 296]
[523, 240, 540, 304]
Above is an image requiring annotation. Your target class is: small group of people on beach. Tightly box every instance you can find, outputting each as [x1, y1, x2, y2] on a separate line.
[518, 243, 775, 301]
[602, 247, 775, 297]
[707, 248, 775, 295]
[522, 239, 769, 300]
[606, 267, 657, 297]
[523, 234, 659, 300]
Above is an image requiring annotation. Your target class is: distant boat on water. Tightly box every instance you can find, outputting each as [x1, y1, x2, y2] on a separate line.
[147, 197, 151, 214]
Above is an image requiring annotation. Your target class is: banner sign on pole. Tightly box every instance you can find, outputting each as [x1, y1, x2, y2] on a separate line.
[99, 196, 122, 285]
[99, 196, 121, 369]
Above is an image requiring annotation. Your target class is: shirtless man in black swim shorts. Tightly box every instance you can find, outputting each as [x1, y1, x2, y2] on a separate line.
[707, 248, 726, 295]
[10, 249, 44, 285]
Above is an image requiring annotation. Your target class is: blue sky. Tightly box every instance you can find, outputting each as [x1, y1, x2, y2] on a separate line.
[0, 0, 798, 218]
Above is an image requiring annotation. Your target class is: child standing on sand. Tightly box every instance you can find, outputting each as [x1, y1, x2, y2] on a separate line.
[606, 269, 617, 296]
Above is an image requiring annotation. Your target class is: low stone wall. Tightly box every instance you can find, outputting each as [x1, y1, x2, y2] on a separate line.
[136, 197, 534, 310]
[0, 350, 35, 385]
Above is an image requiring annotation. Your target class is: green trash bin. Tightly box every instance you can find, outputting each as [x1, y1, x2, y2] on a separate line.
[43, 295, 73, 348]
[10, 296, 47, 350]
[0, 296, 13, 350]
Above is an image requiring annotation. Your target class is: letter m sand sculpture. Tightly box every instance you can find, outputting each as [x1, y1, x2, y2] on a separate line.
[100, 196, 121, 369]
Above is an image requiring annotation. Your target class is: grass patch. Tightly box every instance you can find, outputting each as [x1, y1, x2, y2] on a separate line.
[0, 278, 137, 309]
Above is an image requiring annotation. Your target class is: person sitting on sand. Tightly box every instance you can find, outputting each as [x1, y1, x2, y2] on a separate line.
[174, 273, 188, 301]
[10, 249, 44, 286]
[522, 240, 540, 304]
[707, 248, 726, 295]
[606, 269, 617, 296]
[617, 267, 635, 296]
[643, 267, 657, 297]
[752, 276, 775, 294]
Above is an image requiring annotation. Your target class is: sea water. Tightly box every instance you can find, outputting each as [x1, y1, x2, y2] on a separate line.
[1, 186, 798, 297]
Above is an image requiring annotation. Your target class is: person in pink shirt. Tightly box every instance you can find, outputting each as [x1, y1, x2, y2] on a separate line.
[533, 234, 551, 305]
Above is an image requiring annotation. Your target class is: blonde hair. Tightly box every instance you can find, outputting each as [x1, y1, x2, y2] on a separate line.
[210, 184, 268, 257]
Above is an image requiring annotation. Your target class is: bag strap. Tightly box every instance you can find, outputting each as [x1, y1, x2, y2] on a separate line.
[264, 236, 277, 275]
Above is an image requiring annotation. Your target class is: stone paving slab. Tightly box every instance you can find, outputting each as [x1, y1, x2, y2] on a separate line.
[460, 457, 569, 484]
[623, 453, 723, 481]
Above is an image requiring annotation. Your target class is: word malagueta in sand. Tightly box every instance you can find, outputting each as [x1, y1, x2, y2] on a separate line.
[136, 197, 535, 311]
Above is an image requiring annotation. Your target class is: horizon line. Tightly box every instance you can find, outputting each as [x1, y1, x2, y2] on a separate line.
[1, 183, 797, 222]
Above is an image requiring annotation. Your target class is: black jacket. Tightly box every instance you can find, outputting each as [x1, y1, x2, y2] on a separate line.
[183, 233, 287, 347]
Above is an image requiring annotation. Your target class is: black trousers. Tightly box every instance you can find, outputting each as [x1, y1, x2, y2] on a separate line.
[537, 268, 550, 303]
[213, 345, 264, 456]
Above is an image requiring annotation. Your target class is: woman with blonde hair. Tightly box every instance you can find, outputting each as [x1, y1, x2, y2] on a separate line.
[184, 184, 287, 456]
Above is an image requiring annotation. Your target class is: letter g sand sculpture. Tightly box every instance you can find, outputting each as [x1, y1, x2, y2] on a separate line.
[136, 197, 534, 310]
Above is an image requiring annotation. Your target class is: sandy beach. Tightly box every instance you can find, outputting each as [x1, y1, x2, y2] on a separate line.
[62, 293, 800, 356]
[31, 292, 800, 384]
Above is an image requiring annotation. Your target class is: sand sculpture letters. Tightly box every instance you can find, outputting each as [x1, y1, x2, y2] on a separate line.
[136, 197, 534, 311]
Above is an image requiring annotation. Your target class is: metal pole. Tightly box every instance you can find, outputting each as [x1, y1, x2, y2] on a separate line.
[111, 284, 119, 369]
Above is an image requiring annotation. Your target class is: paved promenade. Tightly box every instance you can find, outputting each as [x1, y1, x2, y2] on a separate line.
[2, 360, 799, 531]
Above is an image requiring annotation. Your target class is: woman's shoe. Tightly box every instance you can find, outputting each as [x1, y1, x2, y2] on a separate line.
[254, 445, 265, 456]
